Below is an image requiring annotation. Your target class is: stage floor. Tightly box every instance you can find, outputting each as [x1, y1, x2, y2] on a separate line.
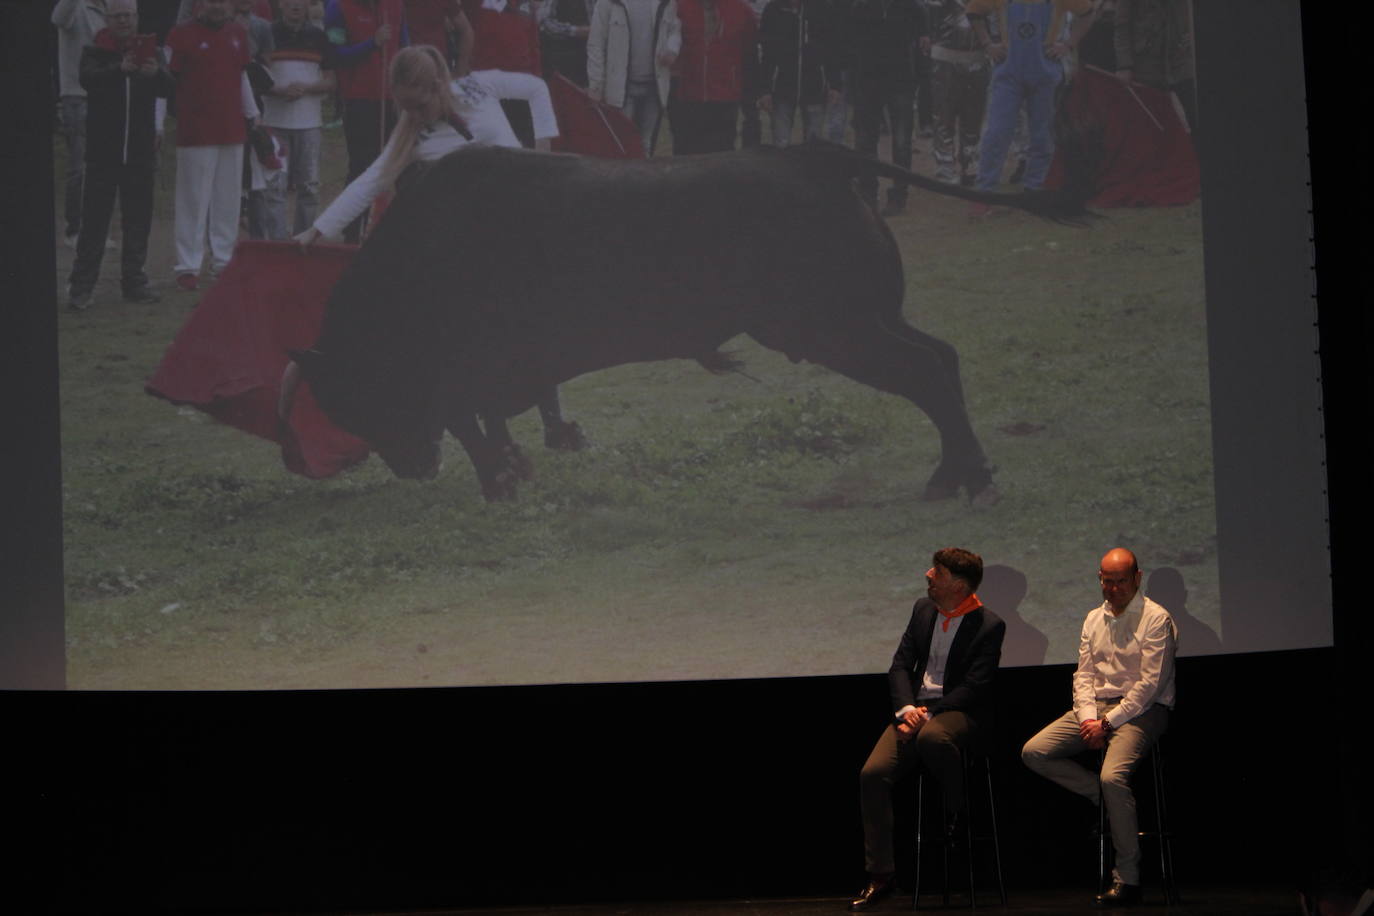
[285, 884, 1296, 916]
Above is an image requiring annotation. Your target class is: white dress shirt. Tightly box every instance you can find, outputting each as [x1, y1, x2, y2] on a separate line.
[1072, 592, 1177, 729]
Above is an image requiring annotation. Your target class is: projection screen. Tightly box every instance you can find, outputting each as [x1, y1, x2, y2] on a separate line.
[5, 0, 1330, 690]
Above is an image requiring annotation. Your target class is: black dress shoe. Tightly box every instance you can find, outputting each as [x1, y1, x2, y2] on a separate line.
[1094, 881, 1142, 907]
[849, 873, 896, 911]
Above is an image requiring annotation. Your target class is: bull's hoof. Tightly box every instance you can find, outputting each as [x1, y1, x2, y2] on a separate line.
[922, 463, 997, 505]
[920, 480, 960, 502]
[921, 462, 964, 502]
[969, 482, 1002, 508]
[544, 419, 588, 451]
[501, 443, 536, 481]
[480, 469, 519, 502]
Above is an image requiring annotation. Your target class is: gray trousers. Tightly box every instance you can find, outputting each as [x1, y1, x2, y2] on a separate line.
[859, 710, 975, 875]
[264, 126, 323, 237]
[1021, 700, 1170, 885]
[59, 95, 88, 238]
[929, 58, 989, 184]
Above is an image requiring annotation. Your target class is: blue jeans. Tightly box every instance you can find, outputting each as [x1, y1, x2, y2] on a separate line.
[264, 126, 322, 237]
[623, 80, 662, 157]
[975, 70, 1057, 190]
[975, 0, 1062, 191]
[248, 173, 286, 240]
[824, 71, 850, 143]
[768, 97, 826, 147]
[929, 58, 989, 184]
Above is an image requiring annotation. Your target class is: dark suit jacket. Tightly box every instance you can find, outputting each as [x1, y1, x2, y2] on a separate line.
[888, 597, 1005, 720]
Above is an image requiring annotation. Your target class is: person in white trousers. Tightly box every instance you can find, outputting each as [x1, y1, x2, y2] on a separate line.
[166, 0, 261, 290]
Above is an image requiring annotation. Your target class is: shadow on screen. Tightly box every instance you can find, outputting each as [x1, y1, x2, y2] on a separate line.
[1147, 566, 1223, 656]
[981, 564, 1048, 667]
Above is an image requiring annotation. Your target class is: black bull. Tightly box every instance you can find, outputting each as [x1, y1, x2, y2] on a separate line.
[287, 142, 1089, 504]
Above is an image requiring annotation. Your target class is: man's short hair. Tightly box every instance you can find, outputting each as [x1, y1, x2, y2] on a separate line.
[933, 547, 983, 592]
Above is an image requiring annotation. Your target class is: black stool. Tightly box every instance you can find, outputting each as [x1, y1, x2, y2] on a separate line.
[1097, 738, 1179, 905]
[912, 751, 1006, 909]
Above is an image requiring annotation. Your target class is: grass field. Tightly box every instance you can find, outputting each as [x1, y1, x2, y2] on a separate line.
[56, 118, 1218, 689]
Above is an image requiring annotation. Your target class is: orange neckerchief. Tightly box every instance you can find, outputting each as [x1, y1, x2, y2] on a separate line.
[939, 593, 983, 632]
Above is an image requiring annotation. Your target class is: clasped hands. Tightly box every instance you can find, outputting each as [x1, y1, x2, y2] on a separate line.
[120, 52, 159, 76]
[895, 706, 931, 742]
[1079, 718, 1110, 750]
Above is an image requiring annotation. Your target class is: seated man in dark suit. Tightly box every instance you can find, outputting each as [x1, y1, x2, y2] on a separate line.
[852, 546, 1006, 911]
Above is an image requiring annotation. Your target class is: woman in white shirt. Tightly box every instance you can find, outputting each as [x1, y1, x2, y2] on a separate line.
[296, 44, 561, 244]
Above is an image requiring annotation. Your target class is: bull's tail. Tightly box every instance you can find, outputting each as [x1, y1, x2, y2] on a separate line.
[696, 349, 761, 384]
[696, 349, 743, 374]
[794, 131, 1100, 225]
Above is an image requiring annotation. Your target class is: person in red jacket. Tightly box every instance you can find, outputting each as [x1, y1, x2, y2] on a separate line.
[325, 0, 409, 241]
[167, 0, 256, 290]
[462, 0, 541, 145]
[404, 0, 473, 73]
[668, 0, 757, 154]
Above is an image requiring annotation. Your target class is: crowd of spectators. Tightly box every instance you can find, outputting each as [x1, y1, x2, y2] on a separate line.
[54, 0, 1196, 309]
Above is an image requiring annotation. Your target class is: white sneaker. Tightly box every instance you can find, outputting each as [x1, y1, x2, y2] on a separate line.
[105, 237, 119, 250]
[64, 232, 78, 249]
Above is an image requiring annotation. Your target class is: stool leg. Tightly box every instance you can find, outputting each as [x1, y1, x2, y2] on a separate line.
[913, 772, 924, 909]
[941, 790, 951, 907]
[963, 756, 975, 910]
[1152, 746, 1180, 905]
[985, 757, 1006, 907]
[1097, 759, 1110, 895]
[1099, 791, 1110, 889]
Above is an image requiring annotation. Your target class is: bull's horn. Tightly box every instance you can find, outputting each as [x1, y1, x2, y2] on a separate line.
[278, 360, 302, 422]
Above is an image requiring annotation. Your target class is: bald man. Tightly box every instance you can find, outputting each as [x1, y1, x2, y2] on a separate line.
[1021, 548, 1176, 908]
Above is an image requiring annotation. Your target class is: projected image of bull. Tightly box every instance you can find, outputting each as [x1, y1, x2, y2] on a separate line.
[285, 142, 1088, 505]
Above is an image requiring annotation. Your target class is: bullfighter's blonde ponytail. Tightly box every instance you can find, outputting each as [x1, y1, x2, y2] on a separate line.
[378, 45, 464, 189]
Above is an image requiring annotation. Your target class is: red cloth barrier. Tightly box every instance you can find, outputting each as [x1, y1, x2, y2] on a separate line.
[145, 240, 373, 478]
[547, 73, 646, 159]
[1047, 65, 1199, 207]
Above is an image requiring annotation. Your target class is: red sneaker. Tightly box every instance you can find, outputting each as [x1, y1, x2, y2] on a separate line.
[176, 273, 198, 292]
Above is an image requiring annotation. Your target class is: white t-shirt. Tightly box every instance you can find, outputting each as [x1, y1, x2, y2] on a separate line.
[313, 70, 559, 239]
[262, 58, 326, 130]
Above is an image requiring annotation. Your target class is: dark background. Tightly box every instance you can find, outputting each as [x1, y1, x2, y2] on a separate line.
[3, 1, 1364, 912]
[11, 648, 1357, 914]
